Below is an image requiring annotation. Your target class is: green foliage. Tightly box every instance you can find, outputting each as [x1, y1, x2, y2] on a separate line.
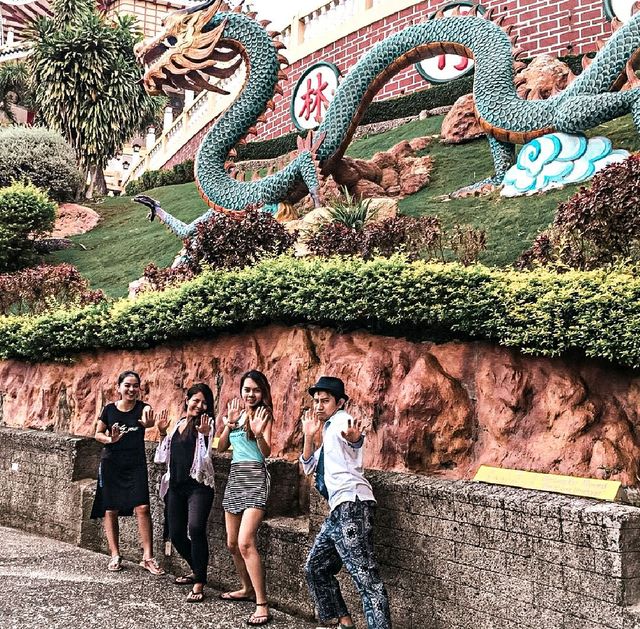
[361, 75, 474, 125]
[0, 61, 31, 122]
[326, 189, 376, 230]
[29, 0, 165, 193]
[235, 132, 300, 162]
[0, 127, 82, 201]
[124, 160, 195, 196]
[4, 256, 640, 368]
[0, 182, 56, 272]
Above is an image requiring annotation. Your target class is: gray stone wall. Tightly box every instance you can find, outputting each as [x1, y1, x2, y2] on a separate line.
[2, 426, 640, 629]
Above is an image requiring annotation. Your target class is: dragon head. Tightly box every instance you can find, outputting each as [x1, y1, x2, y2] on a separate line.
[135, 0, 242, 96]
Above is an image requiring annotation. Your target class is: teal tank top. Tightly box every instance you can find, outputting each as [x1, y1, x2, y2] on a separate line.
[229, 415, 264, 463]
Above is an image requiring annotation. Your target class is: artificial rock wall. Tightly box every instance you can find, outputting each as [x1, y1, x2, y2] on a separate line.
[1, 427, 640, 629]
[2, 324, 640, 486]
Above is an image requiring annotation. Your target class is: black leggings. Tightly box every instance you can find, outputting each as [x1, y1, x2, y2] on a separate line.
[166, 482, 215, 584]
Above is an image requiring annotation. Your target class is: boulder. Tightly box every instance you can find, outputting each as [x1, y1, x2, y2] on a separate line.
[440, 93, 485, 144]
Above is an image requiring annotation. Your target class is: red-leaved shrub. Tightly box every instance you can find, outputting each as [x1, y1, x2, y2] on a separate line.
[0, 263, 105, 315]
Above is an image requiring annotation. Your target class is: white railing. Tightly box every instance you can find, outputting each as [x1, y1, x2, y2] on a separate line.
[280, 0, 418, 63]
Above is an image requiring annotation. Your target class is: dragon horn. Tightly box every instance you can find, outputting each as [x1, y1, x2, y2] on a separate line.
[273, 40, 287, 51]
[266, 99, 275, 110]
[181, 0, 221, 16]
[256, 113, 268, 123]
[260, 19, 272, 28]
[433, 8, 445, 19]
[268, 30, 281, 38]
[247, 11, 258, 19]
[274, 84, 284, 96]
[484, 7, 496, 20]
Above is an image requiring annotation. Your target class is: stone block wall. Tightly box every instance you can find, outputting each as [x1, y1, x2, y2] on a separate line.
[2, 426, 640, 628]
[0, 427, 101, 544]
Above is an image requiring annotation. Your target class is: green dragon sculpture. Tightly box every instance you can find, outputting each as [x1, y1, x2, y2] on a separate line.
[134, 0, 640, 239]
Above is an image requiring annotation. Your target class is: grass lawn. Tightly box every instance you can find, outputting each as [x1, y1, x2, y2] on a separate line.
[47, 184, 208, 297]
[46, 114, 639, 296]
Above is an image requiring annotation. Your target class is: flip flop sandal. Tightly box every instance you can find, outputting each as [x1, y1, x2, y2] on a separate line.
[139, 557, 166, 576]
[107, 555, 122, 572]
[246, 603, 272, 626]
[219, 592, 255, 602]
[174, 575, 196, 585]
[187, 588, 205, 603]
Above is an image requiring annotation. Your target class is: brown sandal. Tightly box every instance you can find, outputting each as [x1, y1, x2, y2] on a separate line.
[247, 603, 272, 626]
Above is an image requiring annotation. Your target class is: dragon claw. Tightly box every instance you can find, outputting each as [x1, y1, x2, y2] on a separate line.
[133, 194, 161, 221]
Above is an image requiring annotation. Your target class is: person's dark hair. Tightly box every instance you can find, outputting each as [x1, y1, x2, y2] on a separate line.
[240, 370, 273, 440]
[117, 370, 141, 385]
[185, 382, 215, 418]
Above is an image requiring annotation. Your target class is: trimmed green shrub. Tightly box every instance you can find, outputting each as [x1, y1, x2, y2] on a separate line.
[3, 256, 640, 368]
[0, 182, 56, 272]
[0, 127, 83, 202]
[124, 159, 195, 195]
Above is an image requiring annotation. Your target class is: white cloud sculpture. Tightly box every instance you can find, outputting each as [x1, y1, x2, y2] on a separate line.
[501, 132, 629, 197]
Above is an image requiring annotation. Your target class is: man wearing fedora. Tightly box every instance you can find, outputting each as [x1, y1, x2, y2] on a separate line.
[300, 376, 391, 629]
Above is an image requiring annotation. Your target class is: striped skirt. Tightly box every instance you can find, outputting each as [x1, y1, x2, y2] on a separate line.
[222, 460, 271, 514]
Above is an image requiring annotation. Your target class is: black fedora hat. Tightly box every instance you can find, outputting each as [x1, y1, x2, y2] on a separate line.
[308, 376, 349, 402]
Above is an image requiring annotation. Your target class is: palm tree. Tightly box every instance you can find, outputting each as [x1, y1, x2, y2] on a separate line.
[28, 0, 165, 196]
[0, 61, 30, 124]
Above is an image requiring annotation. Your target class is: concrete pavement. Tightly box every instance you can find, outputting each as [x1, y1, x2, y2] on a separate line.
[0, 526, 317, 629]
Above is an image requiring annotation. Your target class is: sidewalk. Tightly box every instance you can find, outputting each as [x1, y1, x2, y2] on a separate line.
[0, 526, 316, 629]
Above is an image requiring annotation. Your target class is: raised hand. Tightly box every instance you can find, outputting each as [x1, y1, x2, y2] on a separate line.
[155, 410, 170, 435]
[110, 424, 122, 444]
[341, 417, 364, 443]
[197, 413, 213, 435]
[301, 409, 322, 439]
[225, 398, 242, 428]
[140, 406, 159, 428]
[249, 406, 270, 438]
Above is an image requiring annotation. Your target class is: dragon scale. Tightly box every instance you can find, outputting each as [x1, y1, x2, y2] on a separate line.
[137, 2, 640, 239]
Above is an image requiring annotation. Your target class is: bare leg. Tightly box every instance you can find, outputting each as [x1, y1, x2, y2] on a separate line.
[224, 511, 255, 598]
[238, 508, 269, 620]
[104, 510, 120, 557]
[134, 504, 154, 560]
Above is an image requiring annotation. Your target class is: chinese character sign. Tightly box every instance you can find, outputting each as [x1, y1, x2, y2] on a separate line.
[416, 2, 485, 84]
[291, 62, 341, 131]
[603, 0, 637, 21]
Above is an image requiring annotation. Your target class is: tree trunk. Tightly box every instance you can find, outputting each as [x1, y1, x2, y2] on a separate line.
[85, 165, 107, 199]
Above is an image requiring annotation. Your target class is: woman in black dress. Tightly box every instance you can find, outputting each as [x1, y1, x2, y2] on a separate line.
[91, 370, 165, 575]
[154, 383, 216, 602]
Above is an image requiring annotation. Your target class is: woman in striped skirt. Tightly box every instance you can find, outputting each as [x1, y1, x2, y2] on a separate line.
[217, 369, 273, 626]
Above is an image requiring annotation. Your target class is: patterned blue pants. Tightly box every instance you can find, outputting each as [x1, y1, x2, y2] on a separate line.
[305, 499, 391, 628]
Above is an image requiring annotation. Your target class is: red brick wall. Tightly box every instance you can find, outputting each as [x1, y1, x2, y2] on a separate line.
[170, 0, 611, 162]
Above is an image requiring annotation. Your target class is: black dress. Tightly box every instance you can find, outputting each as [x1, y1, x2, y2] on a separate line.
[90, 400, 150, 519]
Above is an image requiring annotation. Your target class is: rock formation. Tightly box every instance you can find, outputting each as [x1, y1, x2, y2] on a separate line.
[294, 137, 434, 212]
[2, 324, 640, 485]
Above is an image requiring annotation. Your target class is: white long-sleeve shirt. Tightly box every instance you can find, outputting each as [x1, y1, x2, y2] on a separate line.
[300, 409, 375, 512]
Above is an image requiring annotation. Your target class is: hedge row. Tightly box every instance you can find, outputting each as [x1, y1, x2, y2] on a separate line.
[235, 75, 474, 162]
[124, 160, 194, 196]
[2, 256, 640, 367]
